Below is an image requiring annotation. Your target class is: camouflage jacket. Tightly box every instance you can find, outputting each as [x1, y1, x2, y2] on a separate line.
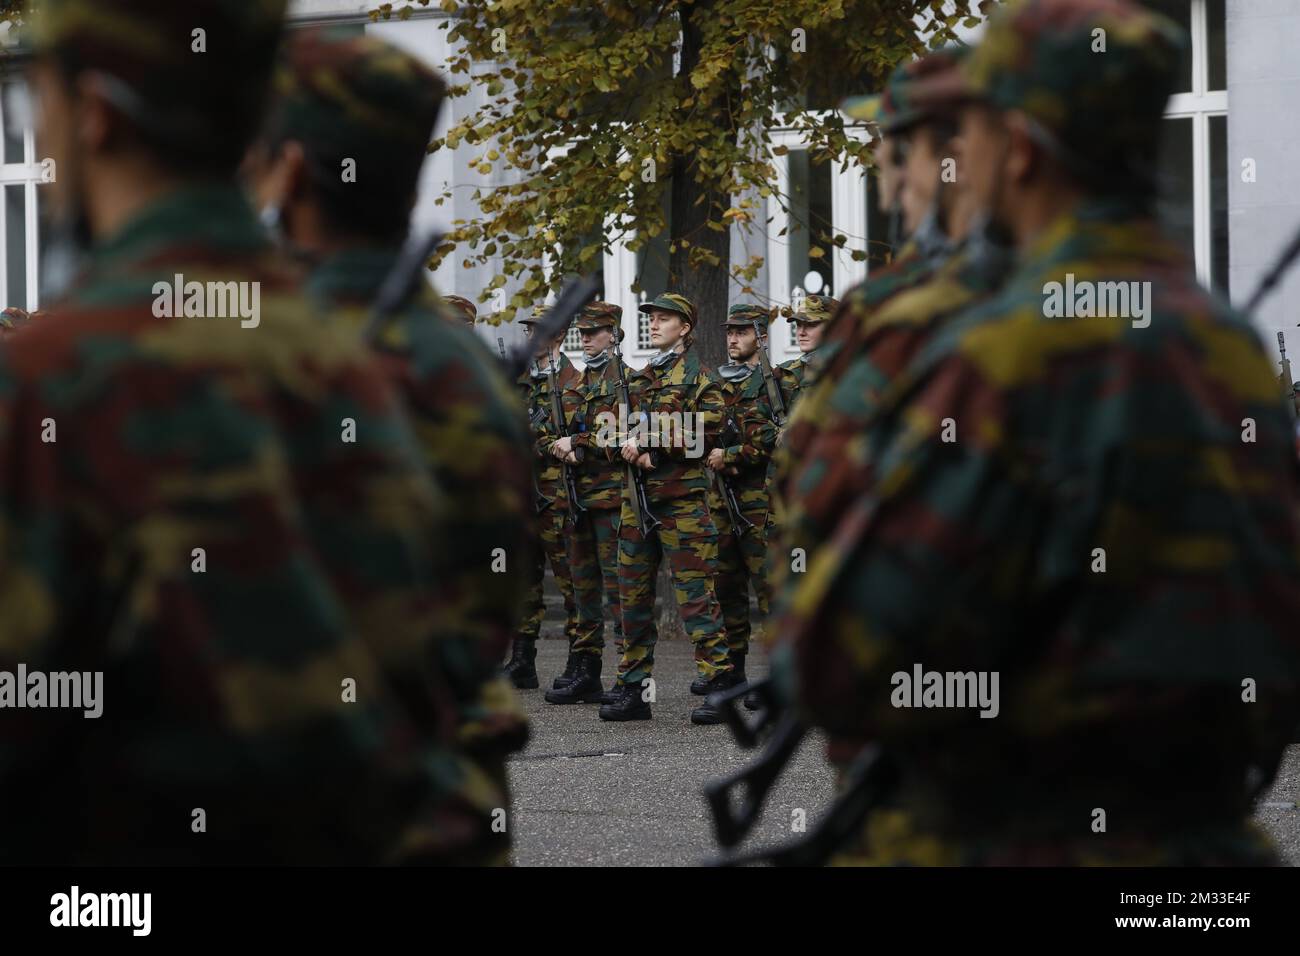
[712, 366, 778, 502]
[519, 352, 581, 509]
[772, 198, 1300, 853]
[775, 352, 816, 413]
[626, 346, 723, 502]
[305, 246, 533, 765]
[547, 353, 633, 511]
[0, 185, 503, 864]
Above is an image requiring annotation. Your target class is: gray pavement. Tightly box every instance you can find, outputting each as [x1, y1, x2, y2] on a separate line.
[507, 637, 834, 866]
[507, 637, 1300, 866]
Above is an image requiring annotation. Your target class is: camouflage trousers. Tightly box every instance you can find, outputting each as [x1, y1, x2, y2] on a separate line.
[708, 484, 771, 657]
[516, 501, 577, 644]
[616, 492, 729, 685]
[567, 505, 624, 657]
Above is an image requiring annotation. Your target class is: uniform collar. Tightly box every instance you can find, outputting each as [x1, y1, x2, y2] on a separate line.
[89, 182, 268, 272]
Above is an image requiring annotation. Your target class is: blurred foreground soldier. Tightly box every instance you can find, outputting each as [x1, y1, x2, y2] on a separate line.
[543, 303, 629, 705]
[443, 294, 478, 327]
[702, 305, 780, 712]
[504, 308, 582, 689]
[601, 293, 730, 724]
[0, 0, 501, 865]
[771, 0, 1300, 865]
[245, 25, 533, 855]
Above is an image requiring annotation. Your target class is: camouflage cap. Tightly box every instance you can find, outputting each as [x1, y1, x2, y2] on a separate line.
[267, 27, 445, 214]
[518, 304, 548, 326]
[793, 295, 839, 324]
[724, 304, 772, 328]
[841, 46, 970, 134]
[442, 294, 477, 325]
[637, 293, 697, 327]
[913, 0, 1186, 191]
[32, 0, 288, 169]
[575, 301, 623, 330]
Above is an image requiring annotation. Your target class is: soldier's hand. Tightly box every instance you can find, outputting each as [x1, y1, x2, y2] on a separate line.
[552, 436, 573, 458]
[706, 448, 725, 471]
[635, 453, 654, 470]
[621, 439, 640, 462]
[564, 451, 579, 464]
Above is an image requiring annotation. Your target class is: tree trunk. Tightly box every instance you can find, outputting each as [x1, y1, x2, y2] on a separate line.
[668, 0, 732, 370]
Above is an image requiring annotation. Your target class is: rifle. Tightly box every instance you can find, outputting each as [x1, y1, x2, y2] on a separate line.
[702, 678, 899, 867]
[546, 353, 588, 528]
[752, 317, 788, 428]
[362, 230, 443, 347]
[500, 275, 601, 380]
[714, 415, 755, 539]
[612, 337, 661, 537]
[1279, 332, 1297, 418]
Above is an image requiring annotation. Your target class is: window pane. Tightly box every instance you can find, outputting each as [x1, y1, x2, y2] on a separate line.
[1140, 1, 1193, 94]
[866, 162, 895, 275]
[1207, 0, 1226, 91]
[785, 148, 834, 301]
[6, 184, 26, 308]
[1209, 114, 1228, 296]
[1155, 116, 1194, 264]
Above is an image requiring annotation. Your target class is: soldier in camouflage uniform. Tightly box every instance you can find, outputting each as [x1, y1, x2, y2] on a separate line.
[0, 0, 505, 865]
[774, 294, 837, 412]
[443, 294, 478, 327]
[703, 304, 781, 703]
[503, 308, 583, 689]
[771, 0, 1300, 865]
[244, 26, 534, 840]
[543, 302, 630, 704]
[600, 293, 730, 724]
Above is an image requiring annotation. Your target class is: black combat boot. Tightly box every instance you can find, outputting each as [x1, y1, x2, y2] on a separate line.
[690, 699, 724, 725]
[598, 681, 651, 721]
[502, 638, 538, 690]
[551, 652, 582, 690]
[690, 664, 741, 696]
[599, 681, 622, 705]
[544, 654, 604, 704]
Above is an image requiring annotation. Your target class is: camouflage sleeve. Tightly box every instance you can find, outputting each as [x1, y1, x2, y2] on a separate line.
[724, 399, 777, 470]
[404, 325, 535, 756]
[655, 373, 721, 463]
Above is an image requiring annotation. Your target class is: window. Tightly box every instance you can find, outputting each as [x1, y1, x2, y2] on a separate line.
[1, 77, 45, 312]
[1146, 0, 1228, 293]
[765, 120, 871, 362]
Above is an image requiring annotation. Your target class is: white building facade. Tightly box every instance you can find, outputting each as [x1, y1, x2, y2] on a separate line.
[2, 1, 1292, 371]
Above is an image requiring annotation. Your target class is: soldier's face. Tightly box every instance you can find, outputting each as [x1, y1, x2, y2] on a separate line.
[29, 61, 77, 223]
[795, 320, 823, 353]
[874, 135, 904, 215]
[958, 104, 1008, 227]
[900, 125, 946, 236]
[649, 310, 687, 349]
[580, 327, 614, 357]
[726, 326, 758, 362]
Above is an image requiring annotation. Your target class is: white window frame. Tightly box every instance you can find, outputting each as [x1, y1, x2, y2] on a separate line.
[1163, 0, 1227, 289]
[764, 118, 872, 363]
[0, 78, 46, 312]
